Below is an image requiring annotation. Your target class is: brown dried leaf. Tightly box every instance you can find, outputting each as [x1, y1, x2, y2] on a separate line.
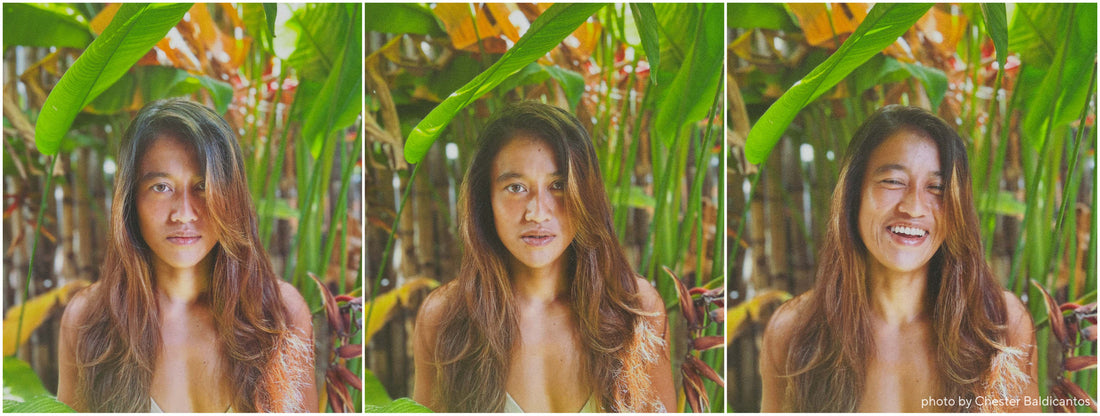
[1059, 378, 1098, 411]
[1065, 355, 1097, 372]
[336, 344, 362, 359]
[1082, 325, 1097, 342]
[334, 364, 363, 391]
[692, 335, 725, 352]
[664, 266, 699, 328]
[309, 272, 347, 337]
[686, 354, 726, 388]
[1032, 280, 1069, 345]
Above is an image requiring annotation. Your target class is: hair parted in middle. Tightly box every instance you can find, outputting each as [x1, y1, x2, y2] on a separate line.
[71, 99, 309, 412]
[428, 101, 661, 412]
[781, 105, 1011, 412]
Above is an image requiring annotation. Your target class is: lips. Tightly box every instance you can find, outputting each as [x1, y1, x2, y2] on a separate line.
[520, 230, 556, 247]
[167, 232, 202, 245]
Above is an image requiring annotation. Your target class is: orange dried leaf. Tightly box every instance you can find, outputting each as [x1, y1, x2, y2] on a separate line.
[1032, 280, 1069, 345]
[686, 354, 726, 388]
[664, 266, 699, 328]
[1059, 378, 1098, 411]
[692, 335, 725, 352]
[1065, 355, 1097, 372]
[334, 365, 363, 391]
[336, 344, 362, 359]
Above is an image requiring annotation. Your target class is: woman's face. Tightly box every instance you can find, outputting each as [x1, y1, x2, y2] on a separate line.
[490, 136, 576, 276]
[136, 136, 220, 276]
[857, 130, 946, 276]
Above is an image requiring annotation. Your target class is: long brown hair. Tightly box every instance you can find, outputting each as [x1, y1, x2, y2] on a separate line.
[784, 105, 1009, 412]
[72, 99, 298, 412]
[429, 101, 658, 412]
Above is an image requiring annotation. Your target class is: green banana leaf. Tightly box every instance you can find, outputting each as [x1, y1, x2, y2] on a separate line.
[651, 3, 722, 146]
[745, 3, 932, 165]
[628, 3, 660, 83]
[404, 3, 609, 164]
[364, 398, 432, 413]
[3, 3, 91, 49]
[34, 3, 192, 156]
[980, 4, 1008, 71]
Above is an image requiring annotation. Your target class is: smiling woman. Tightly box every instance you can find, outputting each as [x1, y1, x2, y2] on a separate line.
[411, 101, 676, 413]
[56, 99, 317, 412]
[760, 105, 1040, 412]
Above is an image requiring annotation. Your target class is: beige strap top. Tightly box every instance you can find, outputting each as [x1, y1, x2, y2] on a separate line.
[503, 392, 599, 413]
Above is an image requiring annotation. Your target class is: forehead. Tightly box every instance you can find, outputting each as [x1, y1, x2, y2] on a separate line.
[490, 136, 560, 177]
[866, 130, 941, 173]
[138, 135, 201, 174]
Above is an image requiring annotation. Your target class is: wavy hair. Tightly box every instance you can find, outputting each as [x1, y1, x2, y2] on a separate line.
[71, 99, 300, 412]
[429, 101, 658, 412]
[784, 105, 1009, 411]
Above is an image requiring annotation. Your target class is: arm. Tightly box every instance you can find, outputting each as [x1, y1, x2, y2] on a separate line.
[412, 289, 447, 411]
[1002, 291, 1040, 412]
[57, 287, 91, 412]
[278, 281, 319, 412]
[760, 298, 799, 412]
[636, 278, 677, 412]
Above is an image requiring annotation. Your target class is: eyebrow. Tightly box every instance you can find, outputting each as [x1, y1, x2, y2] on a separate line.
[871, 164, 942, 177]
[138, 171, 171, 183]
[494, 171, 564, 183]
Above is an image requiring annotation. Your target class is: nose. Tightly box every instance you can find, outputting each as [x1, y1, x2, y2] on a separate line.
[898, 186, 930, 217]
[523, 188, 554, 223]
[170, 189, 200, 223]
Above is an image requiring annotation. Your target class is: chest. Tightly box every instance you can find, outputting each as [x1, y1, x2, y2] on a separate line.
[858, 324, 942, 412]
[504, 306, 590, 412]
[149, 310, 233, 412]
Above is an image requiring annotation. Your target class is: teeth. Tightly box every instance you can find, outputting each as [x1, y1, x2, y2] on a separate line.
[891, 226, 926, 237]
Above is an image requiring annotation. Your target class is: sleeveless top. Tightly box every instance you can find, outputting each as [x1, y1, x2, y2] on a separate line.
[150, 398, 233, 413]
[503, 393, 599, 413]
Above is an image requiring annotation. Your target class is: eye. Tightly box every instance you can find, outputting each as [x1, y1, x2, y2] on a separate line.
[505, 183, 527, 193]
[549, 180, 565, 191]
[195, 180, 207, 192]
[151, 183, 171, 193]
[928, 182, 944, 195]
[880, 178, 905, 188]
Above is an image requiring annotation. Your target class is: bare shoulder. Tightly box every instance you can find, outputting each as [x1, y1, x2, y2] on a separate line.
[276, 280, 312, 330]
[634, 277, 665, 315]
[762, 292, 811, 355]
[1000, 290, 1034, 345]
[60, 282, 97, 330]
[415, 283, 455, 334]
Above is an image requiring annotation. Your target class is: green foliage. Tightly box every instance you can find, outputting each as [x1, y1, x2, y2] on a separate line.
[2, 357, 75, 412]
[745, 3, 932, 164]
[628, 3, 660, 83]
[34, 3, 191, 155]
[3, 3, 91, 49]
[3, 397, 76, 413]
[651, 3, 722, 146]
[363, 369, 392, 407]
[727, 3, 797, 31]
[364, 398, 432, 413]
[979, 4, 1008, 70]
[403, 3, 608, 164]
[364, 4, 443, 36]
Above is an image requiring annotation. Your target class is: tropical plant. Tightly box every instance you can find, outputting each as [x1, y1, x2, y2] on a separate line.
[3, 3, 362, 412]
[367, 2, 725, 412]
[729, 3, 1095, 411]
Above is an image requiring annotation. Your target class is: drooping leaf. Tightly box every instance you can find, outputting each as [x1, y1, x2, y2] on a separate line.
[300, 4, 361, 158]
[3, 356, 49, 402]
[286, 3, 349, 81]
[980, 4, 1008, 72]
[664, 266, 700, 328]
[262, 3, 277, 35]
[727, 3, 797, 31]
[404, 3, 608, 164]
[542, 66, 585, 110]
[3, 3, 91, 49]
[3, 280, 89, 356]
[977, 191, 1026, 216]
[34, 3, 192, 156]
[363, 397, 432, 413]
[745, 3, 933, 165]
[364, 3, 443, 36]
[895, 61, 948, 111]
[1032, 279, 1070, 345]
[3, 396, 75, 413]
[651, 3, 722, 146]
[362, 369, 392, 407]
[365, 277, 439, 340]
[628, 3, 660, 83]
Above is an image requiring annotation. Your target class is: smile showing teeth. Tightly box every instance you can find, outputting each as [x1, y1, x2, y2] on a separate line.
[890, 225, 926, 237]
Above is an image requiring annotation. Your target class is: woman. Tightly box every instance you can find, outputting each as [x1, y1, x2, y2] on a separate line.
[412, 102, 676, 412]
[57, 99, 317, 412]
[761, 105, 1039, 412]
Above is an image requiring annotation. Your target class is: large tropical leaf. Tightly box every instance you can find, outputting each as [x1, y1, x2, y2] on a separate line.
[628, 3, 660, 83]
[300, 4, 362, 157]
[3, 356, 49, 402]
[364, 398, 432, 413]
[651, 3, 722, 145]
[3, 3, 91, 49]
[34, 3, 191, 156]
[403, 3, 608, 164]
[727, 3, 797, 31]
[979, 4, 1008, 71]
[745, 3, 932, 165]
[364, 3, 443, 36]
[285, 3, 349, 82]
[363, 369, 391, 407]
[3, 280, 89, 356]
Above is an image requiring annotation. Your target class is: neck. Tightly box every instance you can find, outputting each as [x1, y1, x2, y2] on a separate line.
[153, 256, 214, 305]
[867, 261, 929, 326]
[509, 259, 568, 305]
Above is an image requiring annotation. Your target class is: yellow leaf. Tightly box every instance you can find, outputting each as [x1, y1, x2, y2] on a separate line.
[4, 280, 90, 355]
[725, 289, 791, 342]
[364, 277, 439, 340]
